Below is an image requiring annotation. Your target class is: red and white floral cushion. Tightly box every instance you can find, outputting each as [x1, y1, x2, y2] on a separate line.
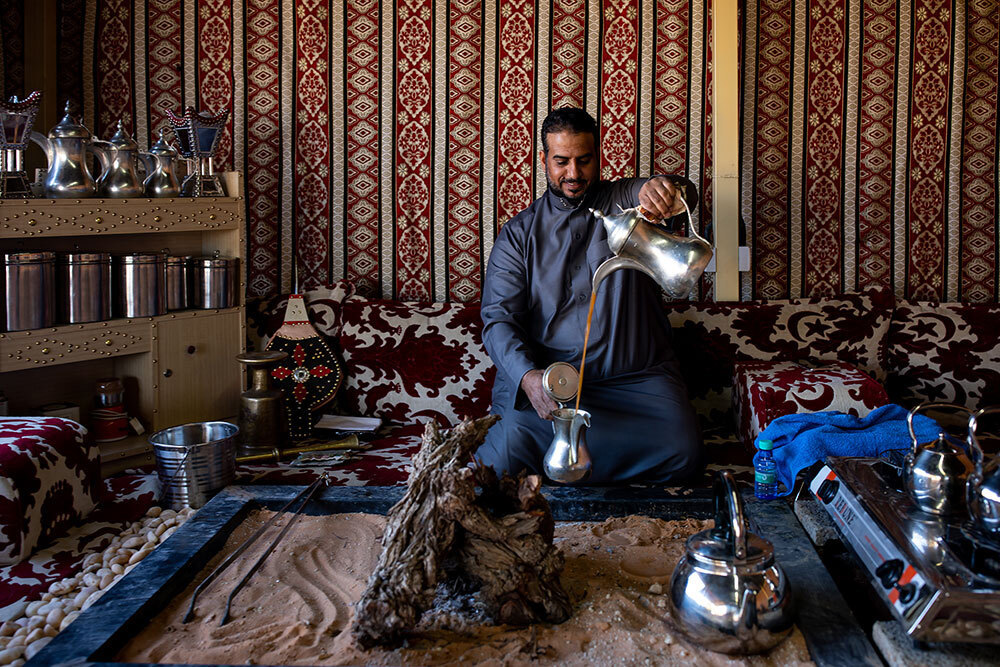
[245, 280, 356, 351]
[887, 301, 1000, 410]
[0, 418, 102, 565]
[732, 361, 890, 447]
[338, 299, 496, 426]
[666, 289, 894, 421]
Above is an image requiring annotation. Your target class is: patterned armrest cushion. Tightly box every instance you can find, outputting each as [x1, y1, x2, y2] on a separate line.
[667, 288, 894, 421]
[337, 298, 495, 426]
[886, 301, 1000, 409]
[732, 360, 890, 447]
[0, 418, 101, 565]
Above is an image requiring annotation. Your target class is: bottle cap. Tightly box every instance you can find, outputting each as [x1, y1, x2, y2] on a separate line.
[541, 362, 579, 404]
[757, 439, 773, 451]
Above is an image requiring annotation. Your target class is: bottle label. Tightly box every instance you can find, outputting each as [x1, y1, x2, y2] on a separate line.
[755, 470, 775, 484]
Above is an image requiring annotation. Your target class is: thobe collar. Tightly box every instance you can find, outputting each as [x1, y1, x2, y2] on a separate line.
[545, 185, 598, 212]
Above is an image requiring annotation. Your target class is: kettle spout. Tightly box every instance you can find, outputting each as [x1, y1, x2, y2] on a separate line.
[29, 131, 52, 167]
[592, 255, 661, 295]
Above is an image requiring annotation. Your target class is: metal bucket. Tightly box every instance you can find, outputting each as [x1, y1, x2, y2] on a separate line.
[3, 251, 56, 331]
[150, 421, 238, 510]
[119, 253, 166, 317]
[60, 252, 112, 324]
[191, 255, 239, 309]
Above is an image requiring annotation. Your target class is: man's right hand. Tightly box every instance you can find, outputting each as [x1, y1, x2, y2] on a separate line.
[521, 369, 559, 420]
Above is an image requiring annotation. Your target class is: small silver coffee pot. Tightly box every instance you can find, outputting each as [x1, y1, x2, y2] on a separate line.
[539, 362, 592, 483]
[967, 407, 1000, 534]
[30, 101, 100, 198]
[140, 128, 181, 197]
[904, 402, 973, 515]
[670, 470, 794, 654]
[93, 120, 144, 198]
[591, 195, 712, 298]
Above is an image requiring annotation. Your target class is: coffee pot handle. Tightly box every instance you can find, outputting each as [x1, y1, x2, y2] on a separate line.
[713, 470, 747, 560]
[907, 402, 970, 453]
[677, 194, 711, 246]
[967, 407, 1000, 475]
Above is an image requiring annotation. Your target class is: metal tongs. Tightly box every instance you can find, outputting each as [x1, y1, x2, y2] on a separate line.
[183, 473, 330, 625]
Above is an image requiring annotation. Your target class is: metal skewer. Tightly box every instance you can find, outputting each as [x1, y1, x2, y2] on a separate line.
[182, 473, 329, 624]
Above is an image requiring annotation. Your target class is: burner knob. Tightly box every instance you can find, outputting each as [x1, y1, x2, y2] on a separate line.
[897, 582, 917, 605]
[817, 478, 839, 504]
[875, 559, 904, 588]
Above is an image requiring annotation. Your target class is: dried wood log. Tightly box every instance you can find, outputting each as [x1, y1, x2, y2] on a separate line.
[352, 414, 572, 648]
[352, 416, 498, 648]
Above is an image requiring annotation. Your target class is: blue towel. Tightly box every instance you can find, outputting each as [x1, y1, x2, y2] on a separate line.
[756, 404, 944, 496]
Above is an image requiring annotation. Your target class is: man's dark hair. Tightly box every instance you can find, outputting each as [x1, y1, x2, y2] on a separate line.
[541, 107, 599, 154]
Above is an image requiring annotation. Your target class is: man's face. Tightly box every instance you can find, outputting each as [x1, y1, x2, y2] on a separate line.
[540, 130, 598, 204]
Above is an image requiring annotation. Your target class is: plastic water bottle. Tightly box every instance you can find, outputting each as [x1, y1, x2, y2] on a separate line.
[754, 439, 778, 500]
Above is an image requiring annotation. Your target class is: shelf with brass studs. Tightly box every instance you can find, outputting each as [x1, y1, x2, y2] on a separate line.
[0, 172, 246, 477]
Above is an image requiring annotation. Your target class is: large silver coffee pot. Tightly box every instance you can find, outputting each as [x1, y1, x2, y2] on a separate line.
[669, 470, 794, 654]
[140, 128, 181, 197]
[967, 407, 1000, 534]
[93, 121, 144, 198]
[904, 402, 974, 515]
[591, 195, 712, 298]
[30, 101, 100, 198]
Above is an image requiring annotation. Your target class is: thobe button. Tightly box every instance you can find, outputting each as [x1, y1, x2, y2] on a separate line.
[575, 233, 581, 240]
[578, 294, 585, 302]
[574, 265, 581, 271]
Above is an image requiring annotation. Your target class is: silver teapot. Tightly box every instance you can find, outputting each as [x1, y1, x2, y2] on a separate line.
[140, 128, 181, 197]
[591, 195, 712, 298]
[669, 470, 794, 654]
[30, 101, 100, 198]
[93, 120, 144, 198]
[904, 402, 973, 515]
[967, 407, 1000, 534]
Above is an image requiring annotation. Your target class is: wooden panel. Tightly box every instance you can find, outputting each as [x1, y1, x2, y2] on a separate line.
[0, 319, 151, 372]
[0, 357, 119, 416]
[152, 310, 243, 429]
[0, 197, 242, 239]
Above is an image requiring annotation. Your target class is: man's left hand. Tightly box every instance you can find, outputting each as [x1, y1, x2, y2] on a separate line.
[638, 176, 687, 219]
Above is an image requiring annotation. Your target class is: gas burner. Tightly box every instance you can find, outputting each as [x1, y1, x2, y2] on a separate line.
[811, 457, 1000, 644]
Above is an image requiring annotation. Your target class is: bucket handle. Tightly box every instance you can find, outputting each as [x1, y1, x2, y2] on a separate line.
[162, 445, 196, 494]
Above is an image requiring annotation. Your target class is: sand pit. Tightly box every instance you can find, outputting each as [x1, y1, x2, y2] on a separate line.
[118, 511, 812, 666]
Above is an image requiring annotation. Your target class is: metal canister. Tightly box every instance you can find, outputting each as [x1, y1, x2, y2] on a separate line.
[542, 361, 579, 405]
[60, 252, 112, 324]
[3, 251, 56, 331]
[118, 253, 166, 317]
[192, 255, 239, 309]
[165, 255, 192, 310]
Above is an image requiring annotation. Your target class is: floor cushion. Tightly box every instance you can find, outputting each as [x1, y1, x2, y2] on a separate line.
[667, 288, 894, 422]
[732, 361, 890, 447]
[338, 299, 495, 426]
[0, 418, 101, 566]
[886, 301, 1000, 410]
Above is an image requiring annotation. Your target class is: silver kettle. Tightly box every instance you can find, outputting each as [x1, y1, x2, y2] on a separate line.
[669, 470, 794, 654]
[140, 128, 181, 197]
[93, 120, 144, 198]
[30, 101, 100, 198]
[967, 407, 1000, 534]
[904, 402, 973, 515]
[591, 195, 712, 298]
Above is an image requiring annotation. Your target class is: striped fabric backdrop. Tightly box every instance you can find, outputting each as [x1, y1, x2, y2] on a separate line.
[1, 0, 998, 303]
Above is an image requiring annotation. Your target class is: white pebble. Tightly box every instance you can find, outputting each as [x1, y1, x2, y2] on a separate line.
[0, 622, 15, 637]
[99, 573, 115, 590]
[647, 583, 663, 595]
[41, 624, 57, 638]
[82, 552, 101, 569]
[161, 526, 177, 540]
[23, 628, 42, 645]
[81, 589, 104, 611]
[110, 563, 124, 575]
[59, 611, 79, 632]
[160, 509, 177, 520]
[82, 563, 100, 576]
[73, 587, 96, 609]
[122, 536, 144, 550]
[0, 645, 24, 663]
[25, 618, 43, 634]
[44, 608, 63, 628]
[40, 593, 53, 602]
[81, 573, 98, 589]
[9, 660, 23, 667]
[23, 602, 42, 618]
[23, 636, 50, 661]
[127, 550, 147, 566]
[145, 506, 162, 518]
[146, 517, 163, 529]
[95, 567, 110, 580]
[163, 517, 177, 528]
[145, 531, 158, 545]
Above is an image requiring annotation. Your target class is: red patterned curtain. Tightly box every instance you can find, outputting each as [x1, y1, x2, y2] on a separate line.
[35, 0, 1000, 303]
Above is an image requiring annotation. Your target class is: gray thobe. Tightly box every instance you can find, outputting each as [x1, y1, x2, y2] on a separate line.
[475, 178, 702, 484]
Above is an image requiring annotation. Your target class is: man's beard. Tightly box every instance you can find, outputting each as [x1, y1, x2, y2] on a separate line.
[547, 176, 590, 205]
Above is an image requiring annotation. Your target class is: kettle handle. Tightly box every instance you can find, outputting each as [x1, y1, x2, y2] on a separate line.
[906, 402, 971, 453]
[967, 407, 1000, 475]
[713, 470, 748, 560]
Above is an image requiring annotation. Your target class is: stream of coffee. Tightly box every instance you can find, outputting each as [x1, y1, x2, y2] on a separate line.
[573, 290, 598, 414]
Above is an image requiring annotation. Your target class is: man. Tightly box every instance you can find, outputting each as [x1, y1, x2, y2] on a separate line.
[475, 107, 702, 484]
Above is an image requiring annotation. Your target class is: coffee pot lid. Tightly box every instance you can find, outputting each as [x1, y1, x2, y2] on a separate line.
[148, 128, 179, 156]
[542, 361, 579, 403]
[104, 120, 138, 150]
[48, 101, 91, 139]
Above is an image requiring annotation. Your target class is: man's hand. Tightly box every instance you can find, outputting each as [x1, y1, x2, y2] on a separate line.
[637, 176, 687, 219]
[521, 369, 559, 420]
